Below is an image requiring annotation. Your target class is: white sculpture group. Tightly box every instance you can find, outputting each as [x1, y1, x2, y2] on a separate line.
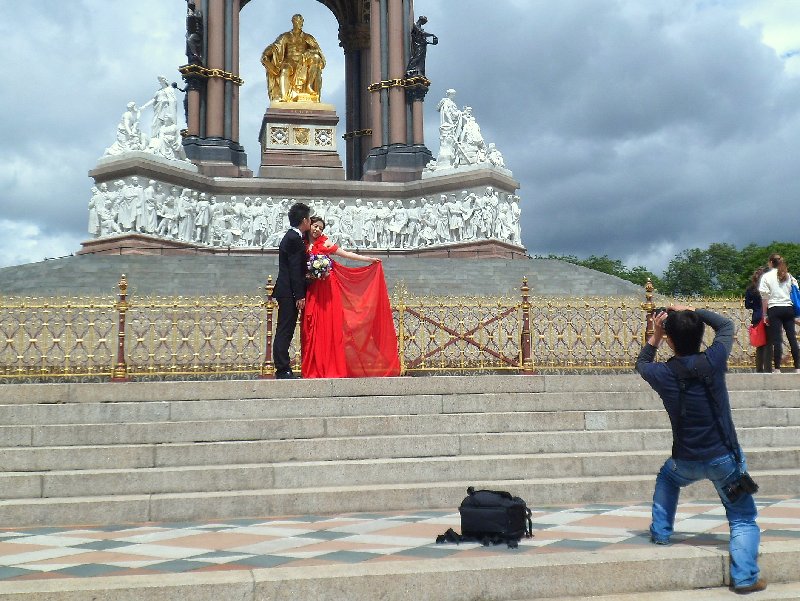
[89, 179, 523, 249]
[103, 76, 188, 162]
[427, 89, 506, 173]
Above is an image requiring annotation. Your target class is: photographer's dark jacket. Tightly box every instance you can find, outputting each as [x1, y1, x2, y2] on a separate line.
[636, 309, 740, 461]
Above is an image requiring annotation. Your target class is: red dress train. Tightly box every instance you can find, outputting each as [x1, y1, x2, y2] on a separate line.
[301, 237, 400, 378]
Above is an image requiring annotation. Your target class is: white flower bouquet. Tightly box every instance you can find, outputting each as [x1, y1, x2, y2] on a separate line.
[307, 254, 333, 280]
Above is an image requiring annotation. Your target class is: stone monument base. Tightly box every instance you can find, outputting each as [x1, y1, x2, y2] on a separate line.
[258, 106, 344, 180]
[78, 233, 526, 260]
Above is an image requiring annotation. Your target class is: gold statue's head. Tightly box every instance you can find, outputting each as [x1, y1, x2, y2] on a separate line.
[292, 14, 303, 29]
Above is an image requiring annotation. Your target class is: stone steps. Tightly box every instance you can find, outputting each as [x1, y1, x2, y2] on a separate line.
[2, 447, 799, 501]
[3, 409, 798, 448]
[2, 468, 800, 528]
[0, 374, 798, 528]
[2, 426, 799, 472]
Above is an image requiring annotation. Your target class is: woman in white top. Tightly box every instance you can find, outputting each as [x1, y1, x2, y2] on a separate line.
[759, 253, 800, 372]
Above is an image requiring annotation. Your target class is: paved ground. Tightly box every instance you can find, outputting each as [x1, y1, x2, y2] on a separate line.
[1, 496, 798, 583]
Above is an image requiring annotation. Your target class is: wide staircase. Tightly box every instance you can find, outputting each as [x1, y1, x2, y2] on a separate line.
[1, 374, 799, 599]
[0, 255, 644, 296]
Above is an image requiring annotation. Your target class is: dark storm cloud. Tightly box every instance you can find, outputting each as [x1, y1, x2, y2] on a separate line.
[1, 0, 798, 271]
[417, 0, 800, 269]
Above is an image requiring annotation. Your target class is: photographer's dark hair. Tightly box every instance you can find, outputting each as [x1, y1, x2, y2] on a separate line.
[664, 310, 705, 356]
[288, 202, 311, 227]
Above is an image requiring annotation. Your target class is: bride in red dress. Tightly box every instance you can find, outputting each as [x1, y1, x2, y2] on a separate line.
[301, 216, 401, 378]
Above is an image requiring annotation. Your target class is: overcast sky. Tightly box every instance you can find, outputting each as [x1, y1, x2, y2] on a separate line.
[1, 0, 799, 274]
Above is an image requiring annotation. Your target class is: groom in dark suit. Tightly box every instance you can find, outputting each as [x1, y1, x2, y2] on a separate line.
[272, 202, 311, 379]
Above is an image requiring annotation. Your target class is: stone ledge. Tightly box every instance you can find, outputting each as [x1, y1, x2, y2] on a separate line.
[0, 542, 796, 601]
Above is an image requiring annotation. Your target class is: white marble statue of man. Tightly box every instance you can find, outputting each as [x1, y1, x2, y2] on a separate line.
[104, 102, 146, 156]
[350, 198, 365, 247]
[405, 199, 421, 248]
[462, 192, 478, 241]
[326, 200, 343, 241]
[374, 200, 391, 248]
[435, 195, 450, 244]
[509, 194, 522, 245]
[336, 200, 356, 246]
[487, 142, 505, 168]
[99, 198, 122, 237]
[362, 201, 377, 249]
[436, 89, 460, 168]
[118, 178, 141, 232]
[417, 198, 437, 246]
[157, 189, 179, 238]
[387, 200, 408, 248]
[88, 187, 101, 236]
[251, 198, 268, 246]
[456, 106, 486, 166]
[195, 193, 212, 244]
[209, 196, 226, 245]
[140, 180, 159, 234]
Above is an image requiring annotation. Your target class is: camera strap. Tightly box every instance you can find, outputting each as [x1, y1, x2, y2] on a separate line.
[666, 354, 743, 466]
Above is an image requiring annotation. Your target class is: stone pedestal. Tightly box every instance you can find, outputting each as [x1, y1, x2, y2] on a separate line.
[363, 144, 433, 183]
[258, 104, 345, 180]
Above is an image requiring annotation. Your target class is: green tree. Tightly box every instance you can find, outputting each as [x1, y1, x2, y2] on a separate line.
[705, 243, 743, 295]
[661, 248, 711, 296]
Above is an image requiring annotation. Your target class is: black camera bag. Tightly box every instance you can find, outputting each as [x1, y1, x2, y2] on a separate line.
[457, 486, 533, 547]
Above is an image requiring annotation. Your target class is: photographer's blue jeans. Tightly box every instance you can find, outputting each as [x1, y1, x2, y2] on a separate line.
[650, 452, 761, 588]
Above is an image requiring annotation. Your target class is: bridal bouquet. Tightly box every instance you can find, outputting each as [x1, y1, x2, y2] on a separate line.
[307, 254, 333, 280]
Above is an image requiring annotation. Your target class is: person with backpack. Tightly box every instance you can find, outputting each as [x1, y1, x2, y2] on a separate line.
[636, 305, 765, 594]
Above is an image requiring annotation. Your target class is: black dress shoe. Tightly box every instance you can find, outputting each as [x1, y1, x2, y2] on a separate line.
[275, 371, 297, 379]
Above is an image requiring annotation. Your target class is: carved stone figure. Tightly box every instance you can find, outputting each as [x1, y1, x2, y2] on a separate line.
[388, 200, 408, 248]
[88, 187, 101, 236]
[405, 199, 420, 248]
[487, 142, 505, 168]
[455, 107, 485, 166]
[157, 188, 180, 238]
[406, 16, 437, 77]
[141, 76, 178, 140]
[98, 198, 121, 237]
[185, 1, 204, 65]
[374, 200, 390, 248]
[141, 180, 159, 234]
[436, 89, 460, 168]
[509, 194, 522, 245]
[104, 102, 145, 156]
[195, 192, 212, 244]
[251, 197, 268, 246]
[435, 195, 450, 243]
[261, 14, 326, 103]
[362, 201, 377, 248]
[418, 198, 437, 246]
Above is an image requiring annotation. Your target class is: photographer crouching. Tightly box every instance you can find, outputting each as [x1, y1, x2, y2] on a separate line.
[636, 305, 765, 594]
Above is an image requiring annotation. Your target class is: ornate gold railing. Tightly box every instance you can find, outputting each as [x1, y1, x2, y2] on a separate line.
[0, 275, 762, 381]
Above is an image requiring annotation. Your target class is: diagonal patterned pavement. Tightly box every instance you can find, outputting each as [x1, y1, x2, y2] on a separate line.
[1, 497, 798, 583]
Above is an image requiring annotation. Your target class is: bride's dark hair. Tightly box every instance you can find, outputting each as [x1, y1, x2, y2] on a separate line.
[310, 216, 326, 228]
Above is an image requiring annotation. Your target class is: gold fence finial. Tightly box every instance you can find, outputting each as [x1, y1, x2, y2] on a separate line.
[118, 274, 128, 295]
